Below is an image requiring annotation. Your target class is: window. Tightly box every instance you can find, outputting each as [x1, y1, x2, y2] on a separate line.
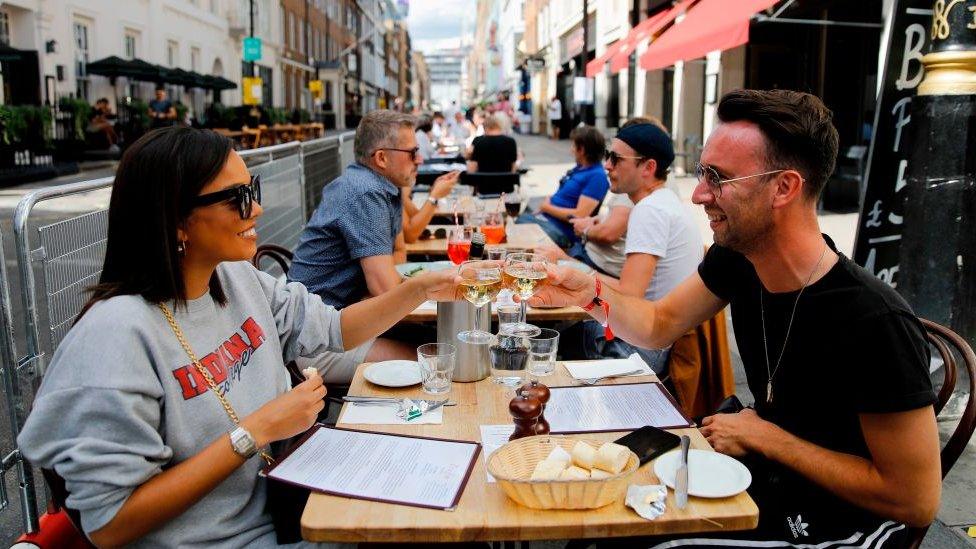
[73, 20, 91, 100]
[167, 40, 178, 67]
[123, 30, 138, 59]
[0, 12, 10, 46]
[190, 47, 200, 71]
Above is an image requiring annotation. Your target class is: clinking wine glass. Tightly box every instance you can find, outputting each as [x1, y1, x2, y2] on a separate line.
[502, 253, 547, 337]
[457, 260, 503, 344]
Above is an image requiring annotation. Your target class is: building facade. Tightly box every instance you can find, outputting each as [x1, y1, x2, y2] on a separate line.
[410, 50, 430, 110]
[426, 48, 466, 110]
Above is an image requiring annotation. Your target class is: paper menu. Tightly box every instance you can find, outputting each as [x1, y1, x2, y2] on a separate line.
[480, 425, 516, 483]
[562, 353, 654, 380]
[265, 426, 480, 510]
[546, 382, 692, 433]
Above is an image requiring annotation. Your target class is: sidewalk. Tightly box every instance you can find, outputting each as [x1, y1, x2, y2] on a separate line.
[515, 132, 976, 548]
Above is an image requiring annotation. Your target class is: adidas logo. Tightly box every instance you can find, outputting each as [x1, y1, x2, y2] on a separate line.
[787, 514, 810, 538]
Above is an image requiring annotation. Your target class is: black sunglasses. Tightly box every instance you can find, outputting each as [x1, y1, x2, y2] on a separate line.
[189, 174, 262, 219]
[604, 149, 646, 166]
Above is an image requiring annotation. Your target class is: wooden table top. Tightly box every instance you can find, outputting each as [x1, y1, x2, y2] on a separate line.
[301, 364, 759, 543]
[406, 224, 553, 256]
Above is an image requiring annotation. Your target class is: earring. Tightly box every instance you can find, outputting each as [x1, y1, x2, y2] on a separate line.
[177, 240, 186, 256]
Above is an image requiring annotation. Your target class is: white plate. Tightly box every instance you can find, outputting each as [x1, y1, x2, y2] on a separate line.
[362, 360, 423, 388]
[653, 449, 752, 498]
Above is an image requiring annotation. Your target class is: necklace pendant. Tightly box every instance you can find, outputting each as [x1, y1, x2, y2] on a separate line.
[766, 380, 773, 404]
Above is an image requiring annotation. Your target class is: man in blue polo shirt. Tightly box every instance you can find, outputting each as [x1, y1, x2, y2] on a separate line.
[517, 125, 609, 248]
[289, 110, 458, 383]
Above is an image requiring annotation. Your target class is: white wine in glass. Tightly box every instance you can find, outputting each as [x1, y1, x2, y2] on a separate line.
[502, 253, 547, 337]
[457, 260, 502, 344]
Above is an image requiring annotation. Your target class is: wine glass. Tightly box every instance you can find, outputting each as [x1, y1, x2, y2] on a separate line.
[503, 190, 524, 219]
[481, 211, 505, 245]
[457, 260, 503, 344]
[502, 253, 548, 337]
[447, 226, 473, 265]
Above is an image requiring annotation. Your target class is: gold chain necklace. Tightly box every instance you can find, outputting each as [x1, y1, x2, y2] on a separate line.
[759, 243, 828, 405]
[158, 303, 274, 465]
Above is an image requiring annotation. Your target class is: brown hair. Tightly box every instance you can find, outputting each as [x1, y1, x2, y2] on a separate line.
[716, 89, 839, 200]
[570, 125, 606, 165]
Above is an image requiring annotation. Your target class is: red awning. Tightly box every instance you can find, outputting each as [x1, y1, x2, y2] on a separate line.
[607, 1, 695, 74]
[639, 0, 779, 71]
[585, 38, 631, 77]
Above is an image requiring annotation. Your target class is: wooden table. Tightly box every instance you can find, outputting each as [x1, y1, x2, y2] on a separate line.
[406, 224, 554, 257]
[403, 303, 588, 323]
[301, 365, 759, 543]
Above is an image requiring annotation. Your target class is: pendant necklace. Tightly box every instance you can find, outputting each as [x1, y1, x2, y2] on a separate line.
[760, 243, 828, 404]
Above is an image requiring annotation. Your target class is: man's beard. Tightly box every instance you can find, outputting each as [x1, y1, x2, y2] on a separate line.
[715, 211, 773, 255]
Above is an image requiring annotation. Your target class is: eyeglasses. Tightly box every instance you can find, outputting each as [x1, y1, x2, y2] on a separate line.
[189, 174, 262, 219]
[375, 147, 421, 158]
[695, 163, 786, 197]
[604, 149, 646, 167]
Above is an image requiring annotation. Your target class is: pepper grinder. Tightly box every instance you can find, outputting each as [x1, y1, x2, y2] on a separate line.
[508, 393, 542, 441]
[517, 380, 551, 435]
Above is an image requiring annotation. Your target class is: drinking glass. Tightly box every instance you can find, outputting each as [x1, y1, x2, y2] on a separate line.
[527, 328, 560, 377]
[489, 333, 528, 386]
[481, 211, 506, 245]
[504, 190, 524, 219]
[485, 246, 506, 261]
[457, 260, 503, 344]
[447, 226, 473, 265]
[502, 253, 548, 337]
[496, 304, 521, 334]
[417, 343, 456, 394]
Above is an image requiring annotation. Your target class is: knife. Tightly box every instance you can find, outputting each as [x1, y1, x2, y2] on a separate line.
[675, 435, 690, 509]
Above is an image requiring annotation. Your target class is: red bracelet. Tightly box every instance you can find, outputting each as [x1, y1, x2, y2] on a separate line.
[581, 276, 614, 341]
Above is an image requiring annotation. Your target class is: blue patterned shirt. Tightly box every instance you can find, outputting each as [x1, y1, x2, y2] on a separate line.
[289, 163, 402, 308]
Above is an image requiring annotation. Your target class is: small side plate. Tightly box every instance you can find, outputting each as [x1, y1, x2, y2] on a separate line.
[363, 360, 423, 388]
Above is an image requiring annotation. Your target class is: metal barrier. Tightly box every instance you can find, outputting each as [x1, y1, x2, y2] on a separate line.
[0, 130, 355, 534]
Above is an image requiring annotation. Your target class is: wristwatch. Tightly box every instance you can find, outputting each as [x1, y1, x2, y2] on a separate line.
[229, 426, 258, 459]
[426, 196, 439, 206]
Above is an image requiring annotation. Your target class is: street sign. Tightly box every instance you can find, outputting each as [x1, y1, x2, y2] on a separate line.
[851, 0, 932, 288]
[243, 37, 262, 62]
[309, 80, 324, 100]
[243, 76, 263, 105]
[573, 77, 594, 105]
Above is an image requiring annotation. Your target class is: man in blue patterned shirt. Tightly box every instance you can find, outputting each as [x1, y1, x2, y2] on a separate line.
[290, 110, 458, 383]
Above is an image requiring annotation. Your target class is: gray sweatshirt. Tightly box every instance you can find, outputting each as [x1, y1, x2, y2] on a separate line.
[18, 261, 347, 548]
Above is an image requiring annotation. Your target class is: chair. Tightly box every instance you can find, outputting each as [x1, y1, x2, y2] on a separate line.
[460, 171, 520, 196]
[906, 319, 976, 548]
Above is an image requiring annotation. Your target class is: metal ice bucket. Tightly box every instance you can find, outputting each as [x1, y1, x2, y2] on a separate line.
[436, 301, 491, 382]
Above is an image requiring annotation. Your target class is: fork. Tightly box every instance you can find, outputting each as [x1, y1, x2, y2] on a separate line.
[577, 368, 644, 385]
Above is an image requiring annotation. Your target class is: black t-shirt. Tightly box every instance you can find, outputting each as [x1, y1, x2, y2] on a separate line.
[470, 134, 517, 173]
[698, 236, 935, 534]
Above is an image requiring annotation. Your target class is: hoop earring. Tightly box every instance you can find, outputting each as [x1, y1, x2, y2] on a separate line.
[177, 240, 186, 256]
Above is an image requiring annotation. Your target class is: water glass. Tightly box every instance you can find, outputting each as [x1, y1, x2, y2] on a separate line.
[496, 304, 521, 333]
[485, 246, 506, 261]
[417, 343, 456, 394]
[489, 333, 528, 386]
[527, 328, 559, 377]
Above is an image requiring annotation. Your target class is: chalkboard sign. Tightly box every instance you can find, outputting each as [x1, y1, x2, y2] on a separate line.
[852, 1, 932, 287]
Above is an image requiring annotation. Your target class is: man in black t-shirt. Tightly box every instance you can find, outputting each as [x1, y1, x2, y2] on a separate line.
[530, 89, 941, 547]
[467, 114, 518, 173]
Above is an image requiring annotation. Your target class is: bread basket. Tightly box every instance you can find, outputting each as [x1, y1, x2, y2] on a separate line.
[487, 435, 639, 510]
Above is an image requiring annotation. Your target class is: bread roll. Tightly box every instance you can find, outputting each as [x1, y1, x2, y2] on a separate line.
[594, 442, 630, 474]
[590, 468, 612, 479]
[559, 465, 591, 480]
[530, 459, 566, 480]
[571, 441, 597, 469]
[545, 446, 572, 467]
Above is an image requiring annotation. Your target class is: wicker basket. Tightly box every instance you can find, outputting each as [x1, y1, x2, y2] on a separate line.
[487, 435, 639, 510]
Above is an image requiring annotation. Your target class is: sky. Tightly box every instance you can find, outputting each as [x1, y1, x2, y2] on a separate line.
[405, 0, 476, 54]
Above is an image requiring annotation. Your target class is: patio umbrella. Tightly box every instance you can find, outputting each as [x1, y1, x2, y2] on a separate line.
[84, 56, 151, 80]
[0, 44, 30, 62]
[166, 67, 200, 88]
[127, 58, 167, 83]
[209, 76, 238, 90]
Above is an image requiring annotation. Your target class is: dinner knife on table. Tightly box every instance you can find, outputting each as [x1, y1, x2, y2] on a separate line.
[675, 435, 690, 509]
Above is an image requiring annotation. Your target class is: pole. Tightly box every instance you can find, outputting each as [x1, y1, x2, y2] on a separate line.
[579, 0, 589, 126]
[898, 1, 976, 345]
[248, 0, 257, 77]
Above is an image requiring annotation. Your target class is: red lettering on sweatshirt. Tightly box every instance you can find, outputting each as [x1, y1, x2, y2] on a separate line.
[171, 317, 266, 400]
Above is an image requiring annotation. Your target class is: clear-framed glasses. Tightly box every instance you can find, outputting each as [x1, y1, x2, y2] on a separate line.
[695, 162, 787, 197]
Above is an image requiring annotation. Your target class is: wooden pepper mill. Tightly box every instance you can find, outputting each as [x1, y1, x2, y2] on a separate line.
[517, 380, 550, 435]
[508, 393, 542, 441]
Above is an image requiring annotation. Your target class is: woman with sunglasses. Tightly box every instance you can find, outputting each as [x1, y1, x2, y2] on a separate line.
[17, 127, 458, 547]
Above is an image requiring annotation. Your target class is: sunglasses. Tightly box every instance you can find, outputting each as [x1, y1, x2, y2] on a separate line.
[695, 163, 786, 198]
[189, 174, 262, 219]
[604, 149, 646, 166]
[376, 147, 421, 158]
